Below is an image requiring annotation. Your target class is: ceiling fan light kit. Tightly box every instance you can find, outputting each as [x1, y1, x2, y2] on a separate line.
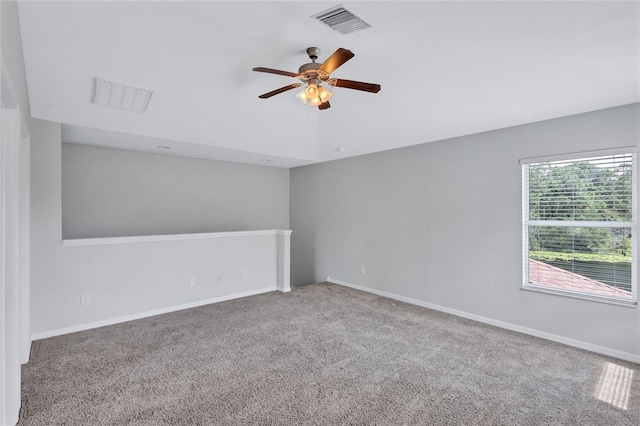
[297, 79, 333, 105]
[253, 47, 381, 110]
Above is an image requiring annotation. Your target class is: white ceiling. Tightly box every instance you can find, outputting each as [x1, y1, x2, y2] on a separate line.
[17, 1, 640, 168]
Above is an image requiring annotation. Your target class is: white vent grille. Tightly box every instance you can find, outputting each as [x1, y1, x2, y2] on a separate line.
[92, 78, 153, 113]
[312, 6, 371, 35]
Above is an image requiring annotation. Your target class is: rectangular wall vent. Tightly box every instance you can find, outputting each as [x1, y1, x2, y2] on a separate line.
[312, 5, 372, 35]
[92, 78, 153, 113]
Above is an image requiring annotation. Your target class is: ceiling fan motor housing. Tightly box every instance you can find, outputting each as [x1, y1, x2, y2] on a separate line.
[298, 62, 324, 82]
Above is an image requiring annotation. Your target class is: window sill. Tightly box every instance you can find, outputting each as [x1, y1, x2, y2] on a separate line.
[522, 284, 637, 308]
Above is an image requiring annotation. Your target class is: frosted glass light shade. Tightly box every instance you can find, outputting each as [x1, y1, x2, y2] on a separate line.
[318, 86, 332, 103]
[305, 83, 318, 99]
[296, 89, 308, 104]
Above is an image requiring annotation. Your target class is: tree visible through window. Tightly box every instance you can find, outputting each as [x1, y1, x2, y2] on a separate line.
[522, 150, 637, 303]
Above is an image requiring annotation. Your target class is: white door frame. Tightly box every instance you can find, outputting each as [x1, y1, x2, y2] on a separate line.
[1, 62, 28, 426]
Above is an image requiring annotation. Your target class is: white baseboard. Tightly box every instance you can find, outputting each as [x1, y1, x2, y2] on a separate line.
[326, 277, 640, 364]
[31, 286, 278, 341]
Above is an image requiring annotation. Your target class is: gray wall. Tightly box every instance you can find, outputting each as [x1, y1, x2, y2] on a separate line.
[62, 143, 289, 239]
[290, 103, 640, 358]
[1, 0, 30, 119]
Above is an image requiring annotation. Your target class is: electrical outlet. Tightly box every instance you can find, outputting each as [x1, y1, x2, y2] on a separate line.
[241, 270, 247, 279]
[217, 274, 222, 283]
[81, 294, 91, 305]
[189, 278, 196, 287]
[360, 266, 366, 275]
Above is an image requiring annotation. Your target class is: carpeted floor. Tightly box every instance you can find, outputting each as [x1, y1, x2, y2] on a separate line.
[19, 282, 640, 425]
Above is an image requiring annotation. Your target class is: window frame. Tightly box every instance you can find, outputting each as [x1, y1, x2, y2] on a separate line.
[520, 147, 638, 306]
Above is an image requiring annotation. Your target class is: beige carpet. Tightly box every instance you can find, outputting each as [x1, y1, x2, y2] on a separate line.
[19, 282, 640, 425]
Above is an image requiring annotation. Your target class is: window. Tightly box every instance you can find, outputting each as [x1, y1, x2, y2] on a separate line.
[521, 148, 637, 304]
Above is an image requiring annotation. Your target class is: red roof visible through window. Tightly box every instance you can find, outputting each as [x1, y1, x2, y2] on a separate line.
[529, 259, 632, 299]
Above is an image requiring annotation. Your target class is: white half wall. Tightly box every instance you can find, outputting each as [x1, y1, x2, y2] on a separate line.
[290, 103, 640, 361]
[31, 119, 291, 338]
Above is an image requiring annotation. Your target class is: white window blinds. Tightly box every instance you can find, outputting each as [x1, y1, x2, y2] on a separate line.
[521, 150, 637, 304]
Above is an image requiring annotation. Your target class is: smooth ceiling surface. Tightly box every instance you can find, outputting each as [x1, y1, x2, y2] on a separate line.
[18, 1, 640, 167]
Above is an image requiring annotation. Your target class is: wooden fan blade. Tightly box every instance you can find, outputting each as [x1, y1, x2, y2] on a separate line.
[318, 101, 331, 110]
[329, 79, 381, 93]
[258, 83, 302, 99]
[318, 48, 354, 77]
[252, 67, 300, 78]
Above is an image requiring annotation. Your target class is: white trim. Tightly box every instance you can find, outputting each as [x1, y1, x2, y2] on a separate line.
[522, 165, 530, 299]
[8, 109, 20, 420]
[326, 277, 640, 364]
[522, 284, 636, 306]
[62, 229, 290, 247]
[277, 231, 292, 292]
[19, 129, 30, 364]
[526, 220, 633, 228]
[31, 286, 278, 341]
[0, 79, 8, 426]
[520, 146, 638, 165]
[1, 99, 23, 425]
[631, 151, 638, 302]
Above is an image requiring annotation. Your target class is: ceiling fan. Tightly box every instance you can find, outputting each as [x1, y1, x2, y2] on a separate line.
[252, 47, 381, 110]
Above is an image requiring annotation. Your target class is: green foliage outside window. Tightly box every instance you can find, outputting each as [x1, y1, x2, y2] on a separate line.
[528, 160, 632, 259]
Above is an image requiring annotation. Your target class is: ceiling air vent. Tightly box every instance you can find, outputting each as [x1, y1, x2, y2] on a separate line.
[312, 5, 372, 35]
[92, 78, 153, 113]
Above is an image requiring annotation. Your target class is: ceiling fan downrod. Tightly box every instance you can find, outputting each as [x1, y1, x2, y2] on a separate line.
[306, 47, 321, 62]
